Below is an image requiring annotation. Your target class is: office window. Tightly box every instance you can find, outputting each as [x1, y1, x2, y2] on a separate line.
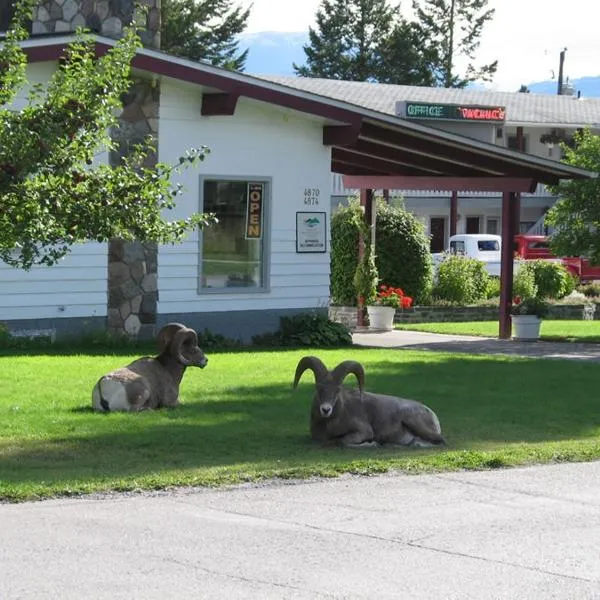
[507, 135, 528, 152]
[486, 219, 498, 235]
[200, 179, 268, 291]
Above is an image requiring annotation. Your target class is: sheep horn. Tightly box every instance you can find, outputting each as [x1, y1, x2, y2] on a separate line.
[293, 356, 328, 390]
[331, 361, 365, 394]
[172, 327, 197, 366]
[156, 323, 186, 355]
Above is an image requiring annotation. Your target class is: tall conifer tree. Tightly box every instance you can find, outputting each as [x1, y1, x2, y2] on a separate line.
[412, 0, 497, 88]
[294, 0, 433, 85]
[161, 0, 250, 71]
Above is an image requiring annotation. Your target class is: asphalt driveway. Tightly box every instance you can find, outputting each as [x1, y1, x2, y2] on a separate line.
[1, 461, 599, 599]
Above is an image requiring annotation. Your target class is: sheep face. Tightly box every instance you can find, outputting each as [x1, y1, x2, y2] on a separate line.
[177, 332, 208, 369]
[315, 380, 345, 418]
[157, 323, 208, 369]
[293, 356, 365, 419]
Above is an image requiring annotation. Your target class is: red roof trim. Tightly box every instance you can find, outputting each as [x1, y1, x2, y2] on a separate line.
[343, 175, 538, 193]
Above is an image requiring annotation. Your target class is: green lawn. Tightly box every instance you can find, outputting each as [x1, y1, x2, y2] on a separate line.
[396, 320, 600, 342]
[1, 346, 599, 502]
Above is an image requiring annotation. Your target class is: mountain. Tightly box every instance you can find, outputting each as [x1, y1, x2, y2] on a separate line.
[239, 31, 600, 97]
[239, 31, 308, 76]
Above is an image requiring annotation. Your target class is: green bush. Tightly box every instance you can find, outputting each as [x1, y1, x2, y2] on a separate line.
[513, 263, 538, 299]
[330, 201, 363, 305]
[577, 282, 600, 297]
[486, 277, 501, 299]
[517, 260, 573, 299]
[252, 313, 352, 347]
[433, 255, 491, 304]
[375, 201, 433, 303]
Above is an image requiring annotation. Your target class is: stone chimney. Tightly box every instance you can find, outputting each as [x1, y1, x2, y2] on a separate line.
[32, 0, 161, 49]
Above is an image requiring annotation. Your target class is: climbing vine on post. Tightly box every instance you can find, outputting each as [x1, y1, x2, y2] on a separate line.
[0, 0, 216, 269]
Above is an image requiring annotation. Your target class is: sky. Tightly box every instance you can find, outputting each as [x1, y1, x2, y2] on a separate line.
[239, 0, 599, 91]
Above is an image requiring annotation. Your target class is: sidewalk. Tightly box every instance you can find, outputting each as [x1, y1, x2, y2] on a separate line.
[352, 329, 600, 361]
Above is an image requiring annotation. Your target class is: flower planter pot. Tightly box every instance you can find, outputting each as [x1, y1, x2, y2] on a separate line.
[367, 305, 396, 331]
[512, 315, 541, 341]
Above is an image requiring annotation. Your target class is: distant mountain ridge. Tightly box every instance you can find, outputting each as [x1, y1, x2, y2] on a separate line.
[239, 31, 600, 97]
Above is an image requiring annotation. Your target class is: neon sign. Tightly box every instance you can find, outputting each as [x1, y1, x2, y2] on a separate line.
[397, 101, 506, 123]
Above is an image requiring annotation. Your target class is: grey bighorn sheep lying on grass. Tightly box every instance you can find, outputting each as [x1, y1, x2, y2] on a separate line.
[293, 356, 445, 448]
[92, 323, 208, 412]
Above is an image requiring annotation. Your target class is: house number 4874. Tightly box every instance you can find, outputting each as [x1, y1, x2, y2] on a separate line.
[304, 188, 320, 205]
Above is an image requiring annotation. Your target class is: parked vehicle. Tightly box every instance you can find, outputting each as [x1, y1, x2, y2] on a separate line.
[432, 234, 504, 277]
[514, 234, 600, 282]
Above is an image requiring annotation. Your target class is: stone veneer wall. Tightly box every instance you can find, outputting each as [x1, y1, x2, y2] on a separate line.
[31, 0, 161, 48]
[329, 304, 598, 330]
[107, 81, 160, 338]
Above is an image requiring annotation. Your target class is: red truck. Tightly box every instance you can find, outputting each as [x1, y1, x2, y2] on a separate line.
[514, 234, 600, 283]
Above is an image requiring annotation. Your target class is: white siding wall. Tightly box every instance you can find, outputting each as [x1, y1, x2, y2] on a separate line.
[157, 79, 332, 315]
[0, 63, 108, 323]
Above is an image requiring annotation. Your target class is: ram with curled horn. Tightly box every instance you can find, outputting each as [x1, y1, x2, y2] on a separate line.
[92, 323, 208, 412]
[293, 356, 445, 448]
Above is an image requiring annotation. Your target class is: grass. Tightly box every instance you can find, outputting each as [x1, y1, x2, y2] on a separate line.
[1, 346, 599, 503]
[396, 320, 600, 342]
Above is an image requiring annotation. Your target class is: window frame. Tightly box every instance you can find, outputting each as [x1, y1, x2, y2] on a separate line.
[197, 174, 272, 295]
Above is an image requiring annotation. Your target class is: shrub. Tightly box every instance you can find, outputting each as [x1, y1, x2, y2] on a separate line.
[252, 313, 352, 347]
[330, 201, 363, 306]
[486, 277, 501, 299]
[513, 263, 538, 299]
[374, 201, 433, 304]
[433, 255, 491, 304]
[577, 282, 600, 297]
[516, 260, 573, 299]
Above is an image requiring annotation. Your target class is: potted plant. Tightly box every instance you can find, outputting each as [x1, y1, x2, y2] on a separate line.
[511, 295, 550, 341]
[367, 285, 413, 331]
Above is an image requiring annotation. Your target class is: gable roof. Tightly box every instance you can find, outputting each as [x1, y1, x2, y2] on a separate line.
[17, 34, 596, 185]
[257, 75, 600, 128]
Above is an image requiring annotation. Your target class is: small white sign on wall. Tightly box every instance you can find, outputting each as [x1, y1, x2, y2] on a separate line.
[296, 211, 326, 253]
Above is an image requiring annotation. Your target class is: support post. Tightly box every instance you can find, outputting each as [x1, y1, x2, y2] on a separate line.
[450, 191, 458, 236]
[383, 189, 390, 204]
[511, 127, 524, 235]
[499, 192, 516, 339]
[357, 189, 374, 327]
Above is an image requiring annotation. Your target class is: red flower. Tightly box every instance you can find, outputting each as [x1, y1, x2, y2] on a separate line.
[513, 296, 522, 305]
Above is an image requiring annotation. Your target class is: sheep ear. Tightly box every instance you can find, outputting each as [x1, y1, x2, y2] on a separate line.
[293, 356, 328, 390]
[331, 361, 365, 394]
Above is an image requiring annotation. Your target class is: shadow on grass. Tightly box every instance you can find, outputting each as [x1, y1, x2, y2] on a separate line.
[1, 353, 599, 493]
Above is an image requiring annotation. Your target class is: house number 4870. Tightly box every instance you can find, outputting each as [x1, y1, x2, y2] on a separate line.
[304, 188, 320, 205]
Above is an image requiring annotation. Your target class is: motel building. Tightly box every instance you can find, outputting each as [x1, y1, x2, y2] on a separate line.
[0, 2, 594, 341]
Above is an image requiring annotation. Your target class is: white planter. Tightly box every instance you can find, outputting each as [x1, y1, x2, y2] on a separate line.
[367, 305, 396, 331]
[512, 315, 541, 341]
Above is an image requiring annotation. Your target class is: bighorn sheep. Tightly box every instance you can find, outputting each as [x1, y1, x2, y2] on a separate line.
[92, 323, 208, 412]
[293, 356, 445, 448]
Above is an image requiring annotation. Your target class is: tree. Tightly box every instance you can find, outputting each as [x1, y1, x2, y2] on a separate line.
[546, 129, 600, 264]
[161, 0, 250, 70]
[518, 84, 531, 93]
[412, 0, 497, 88]
[294, 0, 434, 85]
[0, 0, 215, 270]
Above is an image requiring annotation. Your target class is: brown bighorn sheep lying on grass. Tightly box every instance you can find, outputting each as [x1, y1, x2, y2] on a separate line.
[293, 356, 445, 448]
[92, 323, 208, 412]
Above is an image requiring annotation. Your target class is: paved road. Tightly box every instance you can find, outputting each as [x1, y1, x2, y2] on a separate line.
[353, 329, 600, 362]
[1, 461, 599, 599]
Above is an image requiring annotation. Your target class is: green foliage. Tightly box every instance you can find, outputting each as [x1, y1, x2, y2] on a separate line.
[433, 255, 490, 304]
[353, 244, 379, 307]
[330, 201, 363, 305]
[517, 260, 572, 300]
[196, 328, 242, 350]
[161, 0, 250, 70]
[0, 0, 216, 269]
[511, 296, 550, 318]
[412, 0, 497, 87]
[252, 313, 353, 347]
[546, 129, 600, 264]
[374, 201, 433, 303]
[486, 276, 501, 299]
[577, 282, 600, 297]
[513, 264, 538, 299]
[294, 0, 434, 85]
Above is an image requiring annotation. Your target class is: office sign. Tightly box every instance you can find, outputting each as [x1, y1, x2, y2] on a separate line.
[397, 101, 506, 122]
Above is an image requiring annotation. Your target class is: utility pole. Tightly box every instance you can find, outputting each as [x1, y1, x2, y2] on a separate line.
[557, 47, 567, 95]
